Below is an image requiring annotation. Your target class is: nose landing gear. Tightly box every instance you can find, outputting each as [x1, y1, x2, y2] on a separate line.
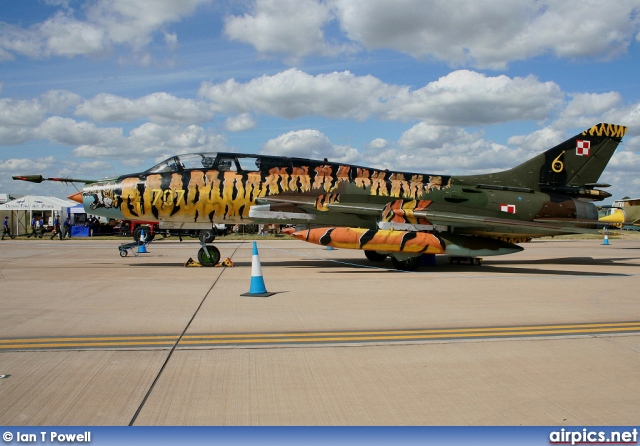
[197, 243, 221, 266]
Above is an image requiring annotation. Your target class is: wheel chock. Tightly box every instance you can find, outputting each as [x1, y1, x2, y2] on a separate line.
[216, 258, 234, 267]
[184, 257, 202, 267]
[184, 257, 234, 267]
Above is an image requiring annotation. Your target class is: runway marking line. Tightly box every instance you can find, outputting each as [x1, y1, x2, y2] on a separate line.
[0, 335, 178, 350]
[1, 322, 639, 351]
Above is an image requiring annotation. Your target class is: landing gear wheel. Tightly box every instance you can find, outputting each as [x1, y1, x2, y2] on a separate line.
[198, 229, 216, 243]
[197, 245, 221, 267]
[119, 249, 127, 257]
[391, 256, 420, 271]
[364, 250, 387, 262]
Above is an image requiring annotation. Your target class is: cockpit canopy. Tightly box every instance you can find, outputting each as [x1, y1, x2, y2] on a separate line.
[145, 153, 263, 174]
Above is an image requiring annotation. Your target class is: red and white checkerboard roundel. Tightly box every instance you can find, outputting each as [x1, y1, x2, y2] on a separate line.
[500, 204, 516, 214]
[576, 140, 591, 156]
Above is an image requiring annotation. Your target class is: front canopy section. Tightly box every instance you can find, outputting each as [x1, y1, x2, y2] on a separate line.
[146, 153, 219, 173]
[144, 152, 266, 174]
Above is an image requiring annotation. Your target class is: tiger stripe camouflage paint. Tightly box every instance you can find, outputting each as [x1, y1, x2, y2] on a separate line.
[381, 199, 434, 225]
[283, 226, 524, 257]
[82, 163, 451, 224]
[284, 227, 446, 254]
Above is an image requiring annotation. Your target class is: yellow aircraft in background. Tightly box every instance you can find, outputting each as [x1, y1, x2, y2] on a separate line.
[600, 198, 640, 228]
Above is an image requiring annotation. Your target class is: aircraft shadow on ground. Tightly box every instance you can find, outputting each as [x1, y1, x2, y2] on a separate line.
[123, 256, 636, 277]
[242, 257, 636, 277]
[487, 256, 640, 267]
[444, 256, 638, 277]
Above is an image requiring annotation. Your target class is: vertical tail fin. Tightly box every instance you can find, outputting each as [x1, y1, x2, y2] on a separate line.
[462, 123, 627, 199]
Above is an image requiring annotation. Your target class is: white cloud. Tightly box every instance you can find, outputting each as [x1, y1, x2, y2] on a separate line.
[366, 138, 388, 150]
[164, 31, 178, 50]
[0, 0, 208, 62]
[199, 68, 393, 120]
[554, 92, 624, 128]
[120, 158, 146, 168]
[78, 160, 113, 171]
[0, 157, 54, 172]
[507, 126, 567, 153]
[40, 13, 107, 57]
[199, 68, 562, 126]
[46, 160, 117, 183]
[216, 0, 640, 68]
[261, 129, 360, 163]
[386, 70, 563, 124]
[73, 123, 226, 158]
[602, 104, 640, 136]
[0, 126, 35, 145]
[331, 0, 640, 69]
[129, 123, 211, 149]
[37, 117, 124, 146]
[225, 113, 256, 132]
[87, 0, 207, 48]
[398, 123, 478, 150]
[0, 91, 104, 146]
[75, 92, 215, 124]
[0, 97, 46, 128]
[602, 146, 640, 198]
[367, 138, 530, 175]
[224, 0, 345, 62]
[0, 12, 106, 59]
[39, 90, 83, 115]
[609, 149, 640, 172]
[0, 90, 83, 131]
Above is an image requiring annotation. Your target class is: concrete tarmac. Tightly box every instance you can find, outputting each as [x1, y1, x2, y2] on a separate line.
[0, 236, 639, 425]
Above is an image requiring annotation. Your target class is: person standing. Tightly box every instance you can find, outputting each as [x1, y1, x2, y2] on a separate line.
[50, 214, 61, 240]
[37, 217, 45, 238]
[2, 216, 15, 240]
[27, 215, 37, 238]
[91, 216, 99, 236]
[63, 216, 71, 239]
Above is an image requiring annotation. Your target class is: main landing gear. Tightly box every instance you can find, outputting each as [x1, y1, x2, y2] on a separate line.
[391, 256, 421, 271]
[364, 250, 421, 271]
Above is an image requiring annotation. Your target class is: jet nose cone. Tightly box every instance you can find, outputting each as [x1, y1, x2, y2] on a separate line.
[67, 191, 83, 204]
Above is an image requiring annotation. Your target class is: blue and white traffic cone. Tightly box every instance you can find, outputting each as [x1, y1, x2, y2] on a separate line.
[138, 229, 148, 253]
[602, 233, 610, 245]
[241, 242, 275, 297]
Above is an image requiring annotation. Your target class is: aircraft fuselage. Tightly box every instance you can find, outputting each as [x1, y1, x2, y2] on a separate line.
[82, 151, 598, 241]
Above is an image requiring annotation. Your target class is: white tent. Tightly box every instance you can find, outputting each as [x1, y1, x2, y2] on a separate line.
[0, 195, 79, 235]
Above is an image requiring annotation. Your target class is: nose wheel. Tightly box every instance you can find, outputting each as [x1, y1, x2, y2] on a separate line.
[197, 244, 221, 266]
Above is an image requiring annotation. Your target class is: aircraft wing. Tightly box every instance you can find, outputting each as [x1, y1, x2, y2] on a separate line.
[258, 197, 603, 236]
[322, 202, 599, 234]
[409, 210, 601, 235]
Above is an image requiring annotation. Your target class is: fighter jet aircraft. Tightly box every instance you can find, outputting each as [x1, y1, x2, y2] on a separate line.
[14, 122, 627, 270]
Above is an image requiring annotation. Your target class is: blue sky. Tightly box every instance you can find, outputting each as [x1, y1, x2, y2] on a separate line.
[1, 0, 640, 202]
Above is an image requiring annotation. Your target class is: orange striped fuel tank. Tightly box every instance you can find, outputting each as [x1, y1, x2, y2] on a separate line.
[283, 227, 445, 254]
